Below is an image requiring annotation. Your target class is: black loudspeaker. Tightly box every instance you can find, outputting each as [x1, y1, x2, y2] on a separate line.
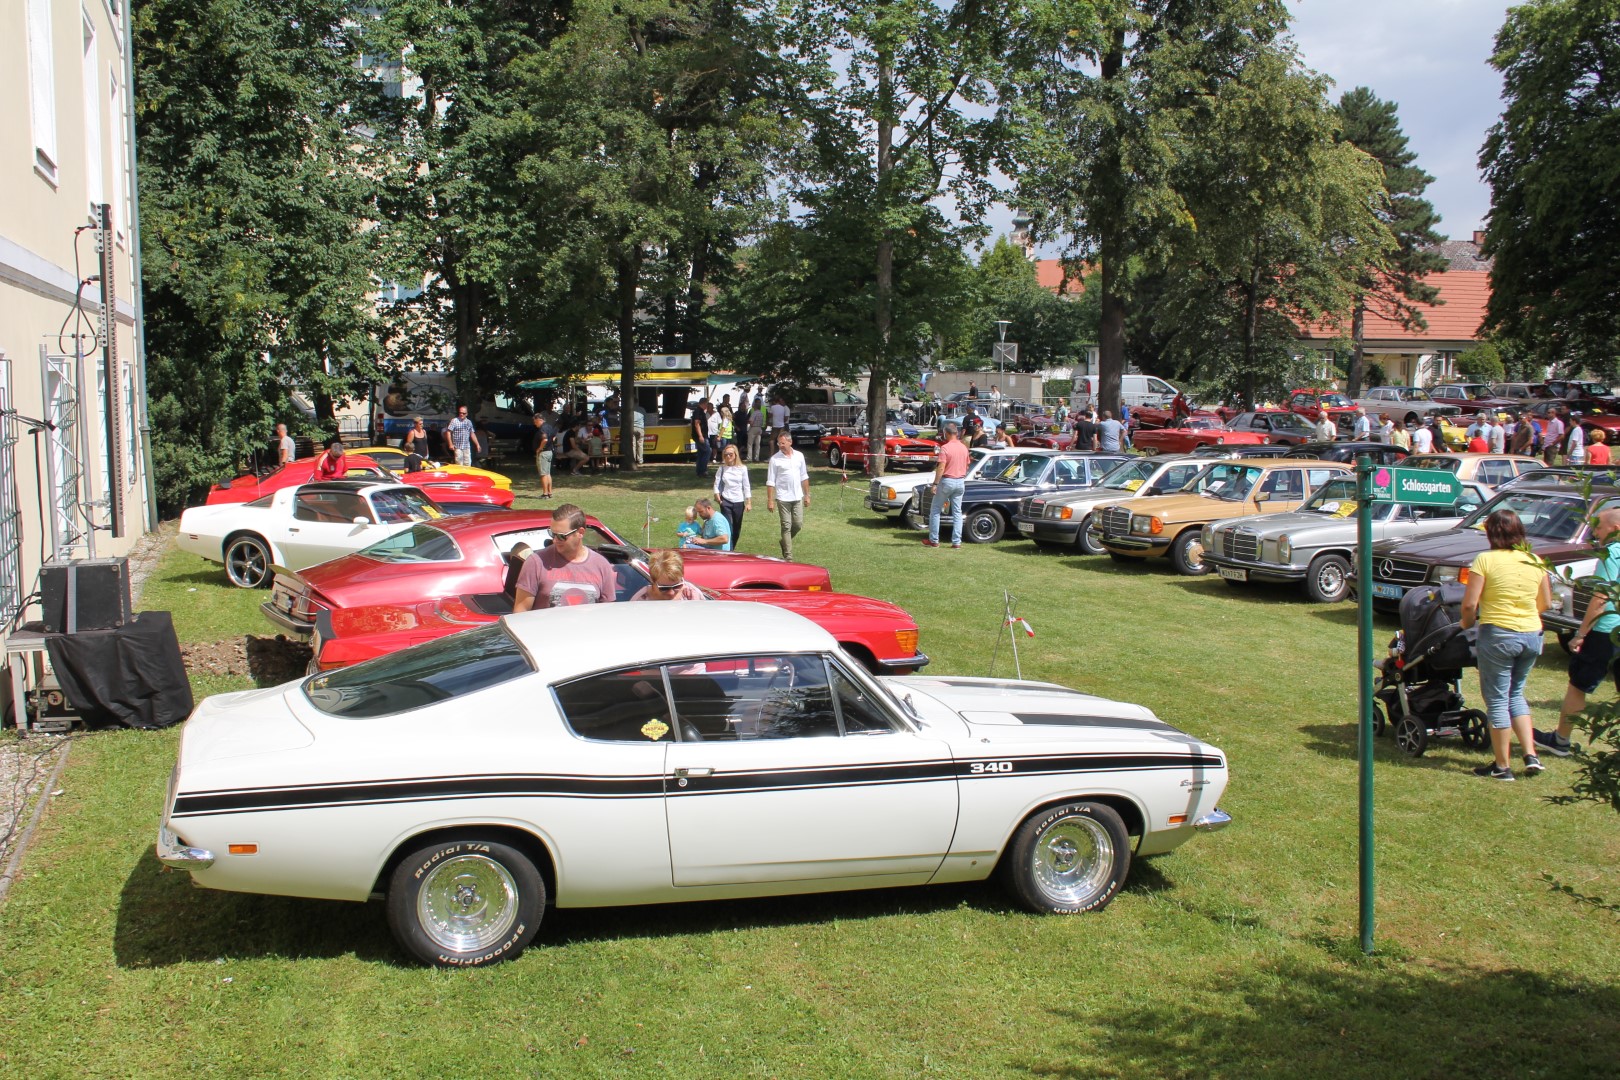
[40, 558, 133, 634]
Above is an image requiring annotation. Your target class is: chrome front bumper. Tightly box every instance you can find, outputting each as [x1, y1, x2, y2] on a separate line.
[156, 824, 215, 870]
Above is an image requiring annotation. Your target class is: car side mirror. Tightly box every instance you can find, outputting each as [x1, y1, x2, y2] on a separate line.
[353, 516, 370, 526]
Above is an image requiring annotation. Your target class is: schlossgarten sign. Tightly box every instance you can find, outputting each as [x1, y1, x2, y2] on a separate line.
[1368, 466, 1463, 506]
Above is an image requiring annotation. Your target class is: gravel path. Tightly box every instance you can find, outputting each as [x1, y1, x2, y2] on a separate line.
[0, 524, 174, 898]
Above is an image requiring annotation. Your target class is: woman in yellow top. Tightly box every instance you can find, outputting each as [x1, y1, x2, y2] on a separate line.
[1459, 509, 1551, 780]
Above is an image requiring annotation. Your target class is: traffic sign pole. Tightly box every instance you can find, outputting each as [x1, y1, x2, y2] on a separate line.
[1356, 453, 1376, 954]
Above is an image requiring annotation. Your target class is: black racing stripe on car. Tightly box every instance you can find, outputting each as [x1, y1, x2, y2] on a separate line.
[1009, 713, 1177, 731]
[171, 774, 665, 816]
[170, 752, 1223, 817]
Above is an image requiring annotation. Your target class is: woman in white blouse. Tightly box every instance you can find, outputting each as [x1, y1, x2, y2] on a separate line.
[713, 443, 753, 549]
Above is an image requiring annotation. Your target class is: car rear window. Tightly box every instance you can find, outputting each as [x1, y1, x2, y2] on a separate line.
[357, 523, 462, 562]
[303, 624, 533, 717]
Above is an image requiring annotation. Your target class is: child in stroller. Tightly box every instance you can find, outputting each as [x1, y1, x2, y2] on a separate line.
[1374, 582, 1490, 756]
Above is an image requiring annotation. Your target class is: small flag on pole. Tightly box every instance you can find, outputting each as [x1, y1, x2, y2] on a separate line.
[1005, 616, 1035, 638]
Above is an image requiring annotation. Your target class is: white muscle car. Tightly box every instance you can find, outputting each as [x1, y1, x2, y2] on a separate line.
[157, 603, 1231, 968]
[177, 480, 445, 588]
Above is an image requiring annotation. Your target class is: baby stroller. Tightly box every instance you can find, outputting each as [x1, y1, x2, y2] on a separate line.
[1372, 582, 1489, 757]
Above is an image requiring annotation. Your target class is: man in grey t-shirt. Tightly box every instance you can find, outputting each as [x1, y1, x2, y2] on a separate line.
[1098, 411, 1125, 453]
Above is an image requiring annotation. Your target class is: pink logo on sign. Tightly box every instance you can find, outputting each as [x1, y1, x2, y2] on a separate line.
[1374, 467, 1391, 489]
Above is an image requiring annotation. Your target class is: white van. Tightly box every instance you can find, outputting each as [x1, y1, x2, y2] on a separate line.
[1071, 374, 1180, 412]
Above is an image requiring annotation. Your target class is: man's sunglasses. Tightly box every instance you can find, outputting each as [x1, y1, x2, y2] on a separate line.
[551, 527, 583, 542]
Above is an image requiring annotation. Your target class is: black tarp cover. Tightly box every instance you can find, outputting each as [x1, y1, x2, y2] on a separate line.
[43, 611, 194, 729]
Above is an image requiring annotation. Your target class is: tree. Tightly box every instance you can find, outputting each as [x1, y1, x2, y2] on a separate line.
[1455, 340, 1507, 383]
[949, 238, 1099, 373]
[787, 0, 1028, 472]
[1479, 0, 1620, 370]
[1006, 0, 1295, 416]
[135, 0, 384, 511]
[1335, 86, 1447, 397]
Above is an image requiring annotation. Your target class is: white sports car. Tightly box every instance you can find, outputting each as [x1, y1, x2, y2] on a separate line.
[157, 603, 1231, 968]
[177, 479, 446, 588]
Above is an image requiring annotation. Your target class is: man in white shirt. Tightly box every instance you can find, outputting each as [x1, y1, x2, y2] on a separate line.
[1543, 410, 1566, 465]
[1487, 414, 1508, 454]
[275, 423, 296, 465]
[765, 430, 811, 560]
[1411, 420, 1435, 453]
[768, 396, 790, 442]
[1314, 413, 1336, 442]
[1567, 411, 1587, 464]
[1352, 407, 1371, 441]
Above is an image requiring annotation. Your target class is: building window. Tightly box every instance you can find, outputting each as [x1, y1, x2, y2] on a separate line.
[28, 0, 59, 183]
[83, 12, 104, 216]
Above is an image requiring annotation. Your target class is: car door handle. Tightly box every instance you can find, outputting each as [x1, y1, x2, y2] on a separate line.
[287, 527, 300, 533]
[674, 767, 714, 778]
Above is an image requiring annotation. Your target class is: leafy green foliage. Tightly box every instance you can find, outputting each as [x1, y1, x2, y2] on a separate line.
[1456, 340, 1508, 383]
[135, 0, 385, 511]
[1335, 86, 1447, 396]
[942, 239, 1099, 372]
[1480, 0, 1620, 370]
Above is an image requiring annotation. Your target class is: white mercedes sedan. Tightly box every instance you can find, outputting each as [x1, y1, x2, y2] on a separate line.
[157, 604, 1230, 967]
[176, 480, 445, 588]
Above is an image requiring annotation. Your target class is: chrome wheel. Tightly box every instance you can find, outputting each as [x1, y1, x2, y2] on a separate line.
[1029, 814, 1114, 905]
[416, 854, 519, 953]
[1077, 514, 1105, 556]
[828, 446, 844, 468]
[224, 535, 272, 588]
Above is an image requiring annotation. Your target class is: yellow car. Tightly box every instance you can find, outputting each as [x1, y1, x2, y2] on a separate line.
[348, 446, 513, 488]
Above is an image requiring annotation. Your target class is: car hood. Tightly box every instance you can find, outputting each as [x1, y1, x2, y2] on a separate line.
[1220, 510, 1348, 539]
[889, 676, 1218, 752]
[1104, 491, 1243, 521]
[1033, 485, 1161, 511]
[179, 685, 314, 768]
[1370, 528, 1487, 562]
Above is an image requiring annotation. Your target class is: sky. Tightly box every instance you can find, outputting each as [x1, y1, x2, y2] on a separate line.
[986, 0, 1514, 253]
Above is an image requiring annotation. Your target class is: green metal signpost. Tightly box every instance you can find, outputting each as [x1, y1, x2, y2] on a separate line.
[1353, 462, 1464, 953]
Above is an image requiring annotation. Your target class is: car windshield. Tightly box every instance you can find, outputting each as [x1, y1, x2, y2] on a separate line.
[371, 487, 443, 524]
[1461, 491, 1601, 541]
[1000, 454, 1053, 484]
[1403, 455, 1462, 474]
[1301, 478, 1360, 515]
[1397, 388, 1433, 402]
[1101, 458, 1159, 490]
[303, 624, 533, 718]
[1319, 393, 1351, 408]
[1201, 464, 1264, 501]
[357, 523, 462, 563]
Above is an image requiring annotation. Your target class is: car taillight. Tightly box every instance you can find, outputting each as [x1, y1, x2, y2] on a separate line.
[895, 629, 919, 655]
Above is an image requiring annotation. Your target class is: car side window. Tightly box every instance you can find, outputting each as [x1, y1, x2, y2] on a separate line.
[1305, 468, 1341, 490]
[831, 665, 899, 734]
[294, 491, 371, 523]
[1477, 461, 1510, 487]
[1260, 469, 1303, 499]
[555, 667, 676, 743]
[666, 655, 838, 742]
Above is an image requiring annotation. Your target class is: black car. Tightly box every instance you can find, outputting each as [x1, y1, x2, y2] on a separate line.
[1356, 481, 1620, 611]
[1284, 441, 1409, 465]
[908, 451, 1129, 542]
[1223, 410, 1315, 446]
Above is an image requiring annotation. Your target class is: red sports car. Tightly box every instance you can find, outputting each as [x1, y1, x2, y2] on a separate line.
[1286, 389, 1358, 429]
[207, 456, 515, 508]
[819, 426, 939, 471]
[262, 509, 833, 639]
[308, 551, 926, 675]
[1131, 417, 1271, 455]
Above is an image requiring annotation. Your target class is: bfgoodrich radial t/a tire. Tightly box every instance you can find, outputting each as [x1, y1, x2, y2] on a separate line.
[1004, 801, 1131, 914]
[387, 837, 545, 968]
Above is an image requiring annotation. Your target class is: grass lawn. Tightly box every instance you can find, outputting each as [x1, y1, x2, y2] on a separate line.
[2, 460, 1617, 1078]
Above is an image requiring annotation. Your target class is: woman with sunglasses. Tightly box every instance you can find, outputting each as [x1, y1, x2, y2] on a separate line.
[630, 549, 707, 602]
[713, 444, 752, 547]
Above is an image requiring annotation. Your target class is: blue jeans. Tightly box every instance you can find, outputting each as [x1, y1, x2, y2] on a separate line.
[930, 478, 965, 544]
[694, 436, 712, 477]
[1476, 625, 1543, 728]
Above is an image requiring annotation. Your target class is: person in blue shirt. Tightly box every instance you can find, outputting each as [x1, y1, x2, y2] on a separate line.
[689, 498, 733, 551]
[1539, 508, 1620, 757]
[676, 506, 700, 546]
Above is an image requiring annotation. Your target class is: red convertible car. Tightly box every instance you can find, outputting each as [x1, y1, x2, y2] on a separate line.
[309, 550, 926, 675]
[1131, 417, 1271, 454]
[1287, 389, 1358, 429]
[819, 426, 939, 471]
[262, 509, 832, 639]
[207, 456, 515, 508]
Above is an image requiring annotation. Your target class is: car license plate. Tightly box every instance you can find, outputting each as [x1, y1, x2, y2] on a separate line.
[1371, 582, 1404, 600]
[1017, 521, 1033, 533]
[1217, 566, 1247, 582]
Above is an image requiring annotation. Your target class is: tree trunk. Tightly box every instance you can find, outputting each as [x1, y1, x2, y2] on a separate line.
[617, 246, 642, 471]
[868, 44, 895, 476]
[1346, 299, 1367, 397]
[1242, 254, 1261, 408]
[1096, 32, 1127, 419]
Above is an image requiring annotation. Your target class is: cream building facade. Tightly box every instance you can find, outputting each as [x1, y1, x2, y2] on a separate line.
[2, 0, 152, 691]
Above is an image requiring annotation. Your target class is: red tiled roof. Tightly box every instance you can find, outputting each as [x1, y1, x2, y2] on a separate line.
[1035, 259, 1089, 295]
[1299, 268, 1491, 346]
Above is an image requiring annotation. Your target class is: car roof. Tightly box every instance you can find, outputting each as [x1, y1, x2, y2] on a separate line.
[1406, 452, 1540, 462]
[502, 600, 836, 674]
[293, 480, 407, 496]
[1222, 457, 1351, 468]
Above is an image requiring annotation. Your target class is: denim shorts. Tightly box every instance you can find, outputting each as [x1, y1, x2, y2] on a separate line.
[1476, 624, 1544, 728]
